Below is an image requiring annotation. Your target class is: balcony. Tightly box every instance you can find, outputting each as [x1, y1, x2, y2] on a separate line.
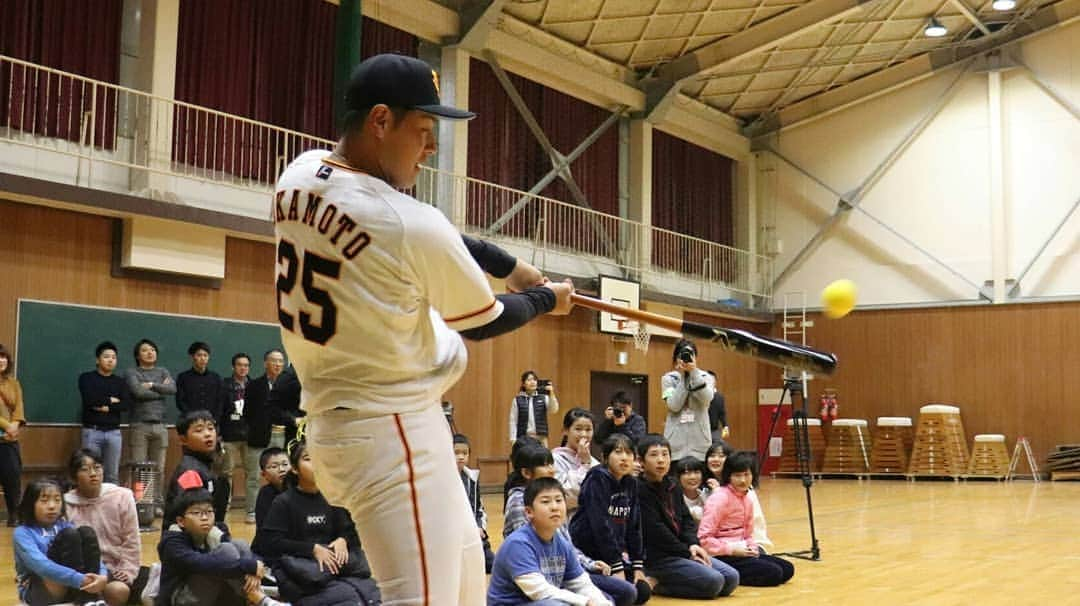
[0, 55, 771, 308]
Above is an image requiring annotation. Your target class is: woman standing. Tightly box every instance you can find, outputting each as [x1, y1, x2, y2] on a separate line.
[508, 370, 560, 447]
[0, 344, 27, 527]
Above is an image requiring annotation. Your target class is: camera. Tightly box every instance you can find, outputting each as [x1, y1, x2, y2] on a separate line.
[612, 405, 626, 418]
[537, 379, 552, 395]
[677, 347, 695, 363]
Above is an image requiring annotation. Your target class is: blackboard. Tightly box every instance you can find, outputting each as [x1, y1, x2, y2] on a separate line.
[15, 299, 282, 424]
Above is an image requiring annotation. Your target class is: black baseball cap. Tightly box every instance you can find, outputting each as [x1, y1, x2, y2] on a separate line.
[345, 54, 475, 121]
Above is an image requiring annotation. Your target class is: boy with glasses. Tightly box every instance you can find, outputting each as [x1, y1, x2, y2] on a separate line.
[157, 471, 283, 605]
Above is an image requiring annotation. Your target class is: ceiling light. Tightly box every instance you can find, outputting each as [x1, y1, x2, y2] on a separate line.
[924, 18, 948, 37]
[992, 0, 1016, 10]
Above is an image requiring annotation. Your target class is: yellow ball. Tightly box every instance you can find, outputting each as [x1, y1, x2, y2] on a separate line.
[821, 279, 857, 319]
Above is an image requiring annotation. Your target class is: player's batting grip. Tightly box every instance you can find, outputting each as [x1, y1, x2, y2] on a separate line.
[570, 293, 838, 376]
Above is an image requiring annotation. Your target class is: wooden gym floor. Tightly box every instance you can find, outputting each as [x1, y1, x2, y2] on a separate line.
[0, 477, 1074, 604]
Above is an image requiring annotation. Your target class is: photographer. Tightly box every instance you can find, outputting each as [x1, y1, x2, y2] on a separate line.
[662, 339, 716, 460]
[508, 370, 560, 447]
[595, 391, 647, 447]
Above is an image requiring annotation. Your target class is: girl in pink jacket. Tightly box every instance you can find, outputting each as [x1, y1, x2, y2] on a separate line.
[697, 451, 794, 587]
[64, 449, 142, 604]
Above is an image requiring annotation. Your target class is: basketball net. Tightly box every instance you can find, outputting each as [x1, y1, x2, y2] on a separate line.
[617, 319, 651, 352]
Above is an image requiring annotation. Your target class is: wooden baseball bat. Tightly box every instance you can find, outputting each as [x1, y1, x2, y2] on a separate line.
[570, 293, 837, 376]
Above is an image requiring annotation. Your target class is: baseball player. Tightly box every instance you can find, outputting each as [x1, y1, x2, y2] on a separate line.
[273, 53, 574, 606]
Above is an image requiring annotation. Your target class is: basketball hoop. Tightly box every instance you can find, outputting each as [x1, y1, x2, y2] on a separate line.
[617, 319, 651, 353]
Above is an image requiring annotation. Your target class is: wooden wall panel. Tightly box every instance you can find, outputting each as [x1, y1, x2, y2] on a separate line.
[0, 199, 764, 488]
[779, 305, 1080, 464]
[10, 198, 1076, 480]
[447, 305, 767, 475]
[0, 199, 277, 497]
[0, 199, 277, 347]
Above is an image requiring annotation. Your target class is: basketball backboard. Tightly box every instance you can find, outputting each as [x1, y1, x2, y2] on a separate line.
[597, 275, 639, 336]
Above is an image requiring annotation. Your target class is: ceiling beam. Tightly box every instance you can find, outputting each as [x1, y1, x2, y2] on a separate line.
[455, 0, 509, 50]
[360, 0, 458, 43]
[656, 95, 751, 161]
[749, 0, 1080, 137]
[643, 0, 874, 120]
[948, 0, 991, 36]
[483, 15, 644, 111]
[360, 4, 749, 160]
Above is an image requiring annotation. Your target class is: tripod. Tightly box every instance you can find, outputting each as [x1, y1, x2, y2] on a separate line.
[758, 372, 821, 561]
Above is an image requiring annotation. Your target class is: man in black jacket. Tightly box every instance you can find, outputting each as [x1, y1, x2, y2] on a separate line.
[242, 349, 288, 523]
[595, 391, 648, 446]
[636, 434, 739, 599]
[78, 341, 132, 484]
[175, 342, 224, 419]
[269, 364, 303, 448]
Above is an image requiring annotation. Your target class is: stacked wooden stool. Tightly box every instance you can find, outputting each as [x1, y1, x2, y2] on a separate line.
[908, 404, 969, 478]
[777, 418, 826, 474]
[966, 434, 1009, 479]
[821, 419, 871, 475]
[869, 417, 913, 474]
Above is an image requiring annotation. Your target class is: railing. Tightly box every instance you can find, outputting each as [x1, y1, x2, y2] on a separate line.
[0, 54, 334, 194]
[413, 167, 773, 301]
[413, 168, 633, 263]
[0, 54, 772, 303]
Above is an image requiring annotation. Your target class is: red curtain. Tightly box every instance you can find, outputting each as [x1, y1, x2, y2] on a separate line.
[0, 0, 122, 149]
[467, 59, 618, 252]
[361, 18, 418, 58]
[174, 0, 336, 182]
[651, 129, 735, 277]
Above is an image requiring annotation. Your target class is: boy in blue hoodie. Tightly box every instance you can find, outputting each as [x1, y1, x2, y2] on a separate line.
[569, 434, 650, 604]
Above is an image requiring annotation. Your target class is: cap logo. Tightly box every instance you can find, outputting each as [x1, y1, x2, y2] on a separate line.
[431, 69, 441, 96]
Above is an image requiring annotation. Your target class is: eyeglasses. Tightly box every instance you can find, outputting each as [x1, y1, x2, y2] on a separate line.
[184, 508, 214, 519]
[265, 463, 290, 471]
[79, 464, 104, 475]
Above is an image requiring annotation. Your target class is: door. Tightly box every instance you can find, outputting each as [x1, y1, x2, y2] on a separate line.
[589, 371, 649, 434]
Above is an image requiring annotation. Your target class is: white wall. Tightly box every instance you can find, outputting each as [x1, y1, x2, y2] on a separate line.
[761, 22, 1080, 308]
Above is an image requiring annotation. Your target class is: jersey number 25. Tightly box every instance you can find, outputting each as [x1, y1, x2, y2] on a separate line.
[276, 239, 340, 345]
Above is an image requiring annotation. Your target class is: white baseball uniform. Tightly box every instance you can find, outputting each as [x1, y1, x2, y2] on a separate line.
[273, 149, 500, 605]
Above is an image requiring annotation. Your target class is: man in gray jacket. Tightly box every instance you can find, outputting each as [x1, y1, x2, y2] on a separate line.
[662, 339, 715, 460]
[125, 338, 175, 514]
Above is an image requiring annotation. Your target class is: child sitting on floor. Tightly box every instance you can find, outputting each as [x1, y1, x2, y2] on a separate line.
[454, 433, 495, 573]
[488, 477, 612, 606]
[569, 434, 651, 604]
[698, 451, 793, 587]
[504, 443, 636, 606]
[13, 478, 111, 606]
[156, 471, 283, 605]
[257, 441, 380, 605]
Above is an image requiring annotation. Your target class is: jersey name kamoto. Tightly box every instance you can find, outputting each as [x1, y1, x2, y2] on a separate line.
[273, 188, 371, 260]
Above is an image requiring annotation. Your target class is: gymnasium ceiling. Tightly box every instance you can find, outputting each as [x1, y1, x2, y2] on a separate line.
[424, 0, 1079, 140]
